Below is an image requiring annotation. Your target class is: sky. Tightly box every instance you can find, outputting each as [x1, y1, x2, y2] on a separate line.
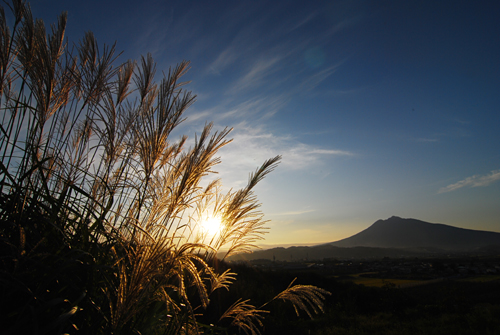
[26, 0, 500, 246]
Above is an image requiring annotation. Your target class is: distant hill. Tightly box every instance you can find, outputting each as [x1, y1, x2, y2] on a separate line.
[226, 216, 500, 261]
[226, 244, 427, 262]
[329, 216, 500, 251]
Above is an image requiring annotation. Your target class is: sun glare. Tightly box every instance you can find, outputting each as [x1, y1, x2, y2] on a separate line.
[201, 216, 222, 237]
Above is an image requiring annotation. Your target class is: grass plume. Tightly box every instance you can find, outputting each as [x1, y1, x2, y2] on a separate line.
[0, 1, 329, 333]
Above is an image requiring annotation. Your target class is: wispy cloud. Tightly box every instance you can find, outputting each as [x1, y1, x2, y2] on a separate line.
[170, 4, 359, 190]
[230, 56, 283, 93]
[300, 64, 341, 92]
[183, 110, 214, 124]
[438, 169, 500, 193]
[226, 124, 352, 167]
[207, 47, 239, 75]
[218, 95, 289, 121]
[309, 148, 352, 155]
[204, 13, 275, 76]
[209, 123, 353, 188]
[281, 144, 353, 170]
[203, 3, 352, 97]
[288, 12, 318, 32]
[325, 16, 364, 37]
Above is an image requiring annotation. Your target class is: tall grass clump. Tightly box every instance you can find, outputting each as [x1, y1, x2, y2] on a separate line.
[0, 1, 330, 333]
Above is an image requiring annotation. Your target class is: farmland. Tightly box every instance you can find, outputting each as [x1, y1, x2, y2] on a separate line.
[230, 256, 500, 334]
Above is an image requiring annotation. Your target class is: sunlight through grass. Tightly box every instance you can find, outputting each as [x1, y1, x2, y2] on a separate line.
[201, 215, 223, 237]
[0, 0, 329, 333]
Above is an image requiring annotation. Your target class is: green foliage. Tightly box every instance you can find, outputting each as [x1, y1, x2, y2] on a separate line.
[0, 1, 328, 334]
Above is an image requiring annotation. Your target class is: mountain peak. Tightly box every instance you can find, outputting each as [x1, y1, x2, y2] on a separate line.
[330, 217, 500, 250]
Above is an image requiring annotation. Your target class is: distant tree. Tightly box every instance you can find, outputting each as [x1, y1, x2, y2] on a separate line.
[0, 1, 329, 333]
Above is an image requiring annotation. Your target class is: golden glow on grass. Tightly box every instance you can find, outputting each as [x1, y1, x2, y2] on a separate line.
[201, 215, 222, 237]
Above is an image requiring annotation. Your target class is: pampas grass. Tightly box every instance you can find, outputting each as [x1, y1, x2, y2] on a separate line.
[0, 1, 329, 333]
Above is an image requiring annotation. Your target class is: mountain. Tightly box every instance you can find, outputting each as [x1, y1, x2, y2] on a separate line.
[226, 216, 500, 261]
[328, 216, 500, 251]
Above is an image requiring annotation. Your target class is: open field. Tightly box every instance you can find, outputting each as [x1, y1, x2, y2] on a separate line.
[230, 259, 500, 334]
[458, 275, 500, 283]
[336, 272, 500, 288]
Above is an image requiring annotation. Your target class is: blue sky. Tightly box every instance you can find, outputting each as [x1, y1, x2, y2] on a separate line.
[30, 0, 500, 246]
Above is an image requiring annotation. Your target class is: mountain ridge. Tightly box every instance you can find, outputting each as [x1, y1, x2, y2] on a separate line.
[328, 216, 500, 250]
[227, 216, 500, 261]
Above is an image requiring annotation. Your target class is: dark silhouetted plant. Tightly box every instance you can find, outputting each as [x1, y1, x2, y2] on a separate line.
[0, 1, 330, 334]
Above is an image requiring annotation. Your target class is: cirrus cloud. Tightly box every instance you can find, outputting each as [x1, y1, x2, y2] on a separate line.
[438, 169, 500, 193]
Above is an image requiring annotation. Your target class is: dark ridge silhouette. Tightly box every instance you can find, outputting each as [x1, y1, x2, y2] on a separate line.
[227, 216, 500, 261]
[329, 216, 500, 250]
[227, 244, 426, 262]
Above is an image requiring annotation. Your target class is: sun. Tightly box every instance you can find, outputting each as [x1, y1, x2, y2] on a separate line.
[200, 215, 222, 237]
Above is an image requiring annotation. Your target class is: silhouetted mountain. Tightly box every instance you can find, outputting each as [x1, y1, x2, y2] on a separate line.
[329, 216, 500, 251]
[226, 217, 500, 261]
